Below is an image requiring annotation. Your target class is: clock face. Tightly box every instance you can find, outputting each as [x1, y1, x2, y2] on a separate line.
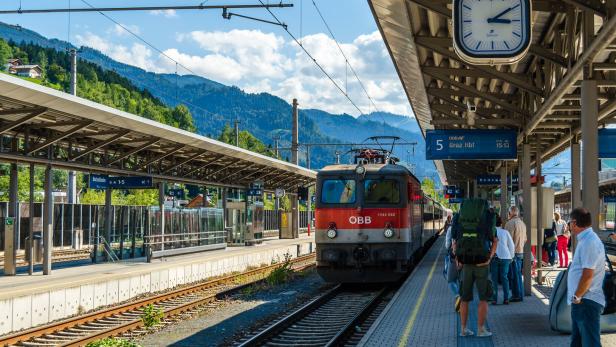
[453, 0, 531, 63]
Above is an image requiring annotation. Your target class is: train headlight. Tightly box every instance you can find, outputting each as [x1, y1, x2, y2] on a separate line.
[327, 228, 337, 239]
[384, 228, 395, 238]
[355, 165, 366, 175]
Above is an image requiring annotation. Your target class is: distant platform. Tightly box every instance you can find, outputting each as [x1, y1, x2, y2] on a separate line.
[0, 235, 314, 336]
[359, 237, 616, 346]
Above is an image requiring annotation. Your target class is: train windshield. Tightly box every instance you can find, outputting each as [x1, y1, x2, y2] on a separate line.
[364, 179, 400, 204]
[321, 179, 356, 204]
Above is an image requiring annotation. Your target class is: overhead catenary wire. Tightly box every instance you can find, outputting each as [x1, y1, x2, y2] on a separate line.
[257, 0, 365, 115]
[310, 0, 381, 115]
[76, 0, 228, 121]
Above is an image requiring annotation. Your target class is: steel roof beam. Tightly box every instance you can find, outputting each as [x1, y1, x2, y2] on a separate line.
[561, 0, 607, 17]
[70, 129, 130, 161]
[0, 107, 47, 135]
[107, 138, 160, 165]
[528, 44, 568, 67]
[431, 118, 521, 126]
[163, 150, 208, 174]
[422, 67, 529, 115]
[521, 12, 616, 142]
[26, 120, 93, 155]
[414, 36, 544, 96]
[205, 159, 243, 178]
[406, 0, 449, 17]
[426, 88, 517, 102]
[427, 89, 518, 118]
[183, 154, 226, 177]
[27, 120, 90, 129]
[139, 144, 186, 169]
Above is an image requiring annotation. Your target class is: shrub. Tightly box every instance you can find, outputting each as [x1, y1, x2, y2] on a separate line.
[141, 304, 164, 329]
[86, 338, 140, 347]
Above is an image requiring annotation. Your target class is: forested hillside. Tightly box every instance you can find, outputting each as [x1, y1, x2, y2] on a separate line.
[0, 39, 196, 132]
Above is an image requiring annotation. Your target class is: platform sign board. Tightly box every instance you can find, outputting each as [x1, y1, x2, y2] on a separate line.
[89, 174, 109, 189]
[109, 176, 153, 189]
[599, 129, 616, 158]
[247, 188, 263, 197]
[449, 197, 464, 204]
[426, 130, 517, 160]
[444, 185, 464, 199]
[604, 196, 616, 203]
[168, 188, 185, 199]
[477, 175, 520, 186]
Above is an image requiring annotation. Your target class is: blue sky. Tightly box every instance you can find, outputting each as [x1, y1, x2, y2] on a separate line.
[0, 0, 413, 116]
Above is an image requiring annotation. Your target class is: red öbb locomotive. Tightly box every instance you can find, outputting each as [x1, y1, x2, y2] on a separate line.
[315, 146, 445, 283]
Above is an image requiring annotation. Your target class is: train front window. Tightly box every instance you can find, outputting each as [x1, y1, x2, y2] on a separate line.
[321, 179, 356, 204]
[364, 179, 400, 204]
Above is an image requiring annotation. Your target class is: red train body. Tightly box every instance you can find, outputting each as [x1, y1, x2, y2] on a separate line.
[315, 150, 445, 283]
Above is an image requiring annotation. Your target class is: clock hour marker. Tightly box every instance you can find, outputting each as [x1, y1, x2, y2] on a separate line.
[464, 20, 472, 23]
[476, 41, 481, 50]
[464, 32, 472, 38]
[513, 32, 521, 37]
[463, 4, 472, 10]
[491, 41, 494, 50]
[504, 41, 510, 49]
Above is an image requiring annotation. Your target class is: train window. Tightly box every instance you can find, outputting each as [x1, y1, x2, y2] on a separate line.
[321, 179, 356, 204]
[364, 180, 400, 204]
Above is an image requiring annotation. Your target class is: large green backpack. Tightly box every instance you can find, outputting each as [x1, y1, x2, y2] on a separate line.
[453, 199, 496, 264]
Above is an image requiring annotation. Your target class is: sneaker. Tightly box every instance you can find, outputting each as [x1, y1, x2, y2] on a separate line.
[477, 328, 493, 337]
[455, 296, 462, 313]
[491, 301, 498, 305]
[509, 297, 522, 302]
[460, 328, 475, 337]
[503, 300, 509, 305]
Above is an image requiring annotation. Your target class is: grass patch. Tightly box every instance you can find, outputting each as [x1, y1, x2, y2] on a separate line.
[266, 259, 293, 286]
[86, 338, 140, 347]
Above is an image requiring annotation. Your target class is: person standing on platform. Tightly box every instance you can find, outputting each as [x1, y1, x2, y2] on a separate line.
[554, 212, 570, 268]
[505, 206, 527, 302]
[567, 208, 605, 347]
[490, 215, 515, 305]
[444, 214, 461, 311]
[452, 199, 498, 337]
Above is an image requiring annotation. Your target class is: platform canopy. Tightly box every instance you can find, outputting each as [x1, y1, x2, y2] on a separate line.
[369, 0, 616, 184]
[0, 73, 316, 190]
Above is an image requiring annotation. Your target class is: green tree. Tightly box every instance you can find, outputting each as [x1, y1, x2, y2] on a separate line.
[171, 104, 196, 132]
[0, 39, 13, 66]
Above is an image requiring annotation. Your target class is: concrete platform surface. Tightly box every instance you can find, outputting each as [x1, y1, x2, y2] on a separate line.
[0, 235, 314, 335]
[359, 237, 616, 347]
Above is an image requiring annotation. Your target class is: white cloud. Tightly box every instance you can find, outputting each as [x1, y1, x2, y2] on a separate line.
[149, 9, 177, 18]
[111, 23, 141, 36]
[76, 28, 413, 117]
[75, 32, 164, 73]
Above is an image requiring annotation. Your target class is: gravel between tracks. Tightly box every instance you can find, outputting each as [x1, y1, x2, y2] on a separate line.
[135, 269, 328, 347]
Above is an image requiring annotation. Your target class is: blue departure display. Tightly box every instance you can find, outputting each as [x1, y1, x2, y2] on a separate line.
[599, 129, 616, 159]
[426, 130, 517, 160]
[88, 174, 153, 189]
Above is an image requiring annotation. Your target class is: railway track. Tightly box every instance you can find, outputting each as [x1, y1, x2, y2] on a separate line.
[237, 284, 390, 347]
[0, 253, 315, 347]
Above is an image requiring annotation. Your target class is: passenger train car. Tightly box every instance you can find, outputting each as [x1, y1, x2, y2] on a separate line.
[315, 148, 446, 283]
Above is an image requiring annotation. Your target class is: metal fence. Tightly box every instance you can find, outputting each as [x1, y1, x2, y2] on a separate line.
[146, 207, 225, 256]
[0, 202, 149, 260]
[263, 210, 312, 237]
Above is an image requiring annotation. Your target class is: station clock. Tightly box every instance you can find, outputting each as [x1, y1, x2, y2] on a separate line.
[453, 0, 532, 64]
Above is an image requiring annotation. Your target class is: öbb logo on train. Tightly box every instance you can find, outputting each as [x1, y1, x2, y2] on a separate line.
[348, 216, 372, 224]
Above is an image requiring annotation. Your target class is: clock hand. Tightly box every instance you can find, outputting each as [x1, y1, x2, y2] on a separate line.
[487, 18, 512, 24]
[487, 5, 515, 23]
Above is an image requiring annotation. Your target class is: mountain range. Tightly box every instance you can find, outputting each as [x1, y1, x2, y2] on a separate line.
[0, 22, 436, 179]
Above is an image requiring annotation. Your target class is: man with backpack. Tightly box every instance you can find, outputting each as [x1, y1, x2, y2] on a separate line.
[452, 199, 498, 337]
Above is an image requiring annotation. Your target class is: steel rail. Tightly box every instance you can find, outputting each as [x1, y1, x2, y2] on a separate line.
[0, 253, 315, 346]
[238, 285, 388, 347]
[0, 4, 293, 14]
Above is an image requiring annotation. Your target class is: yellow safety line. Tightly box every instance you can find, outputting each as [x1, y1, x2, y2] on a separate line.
[397, 246, 443, 347]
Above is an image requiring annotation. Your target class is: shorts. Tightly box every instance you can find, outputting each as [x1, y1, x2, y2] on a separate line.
[460, 264, 492, 302]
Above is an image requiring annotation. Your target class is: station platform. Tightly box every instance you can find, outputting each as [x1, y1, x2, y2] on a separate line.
[0, 235, 314, 336]
[359, 237, 616, 347]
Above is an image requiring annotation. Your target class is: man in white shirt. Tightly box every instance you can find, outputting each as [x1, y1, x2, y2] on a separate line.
[567, 208, 605, 347]
[490, 215, 515, 304]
